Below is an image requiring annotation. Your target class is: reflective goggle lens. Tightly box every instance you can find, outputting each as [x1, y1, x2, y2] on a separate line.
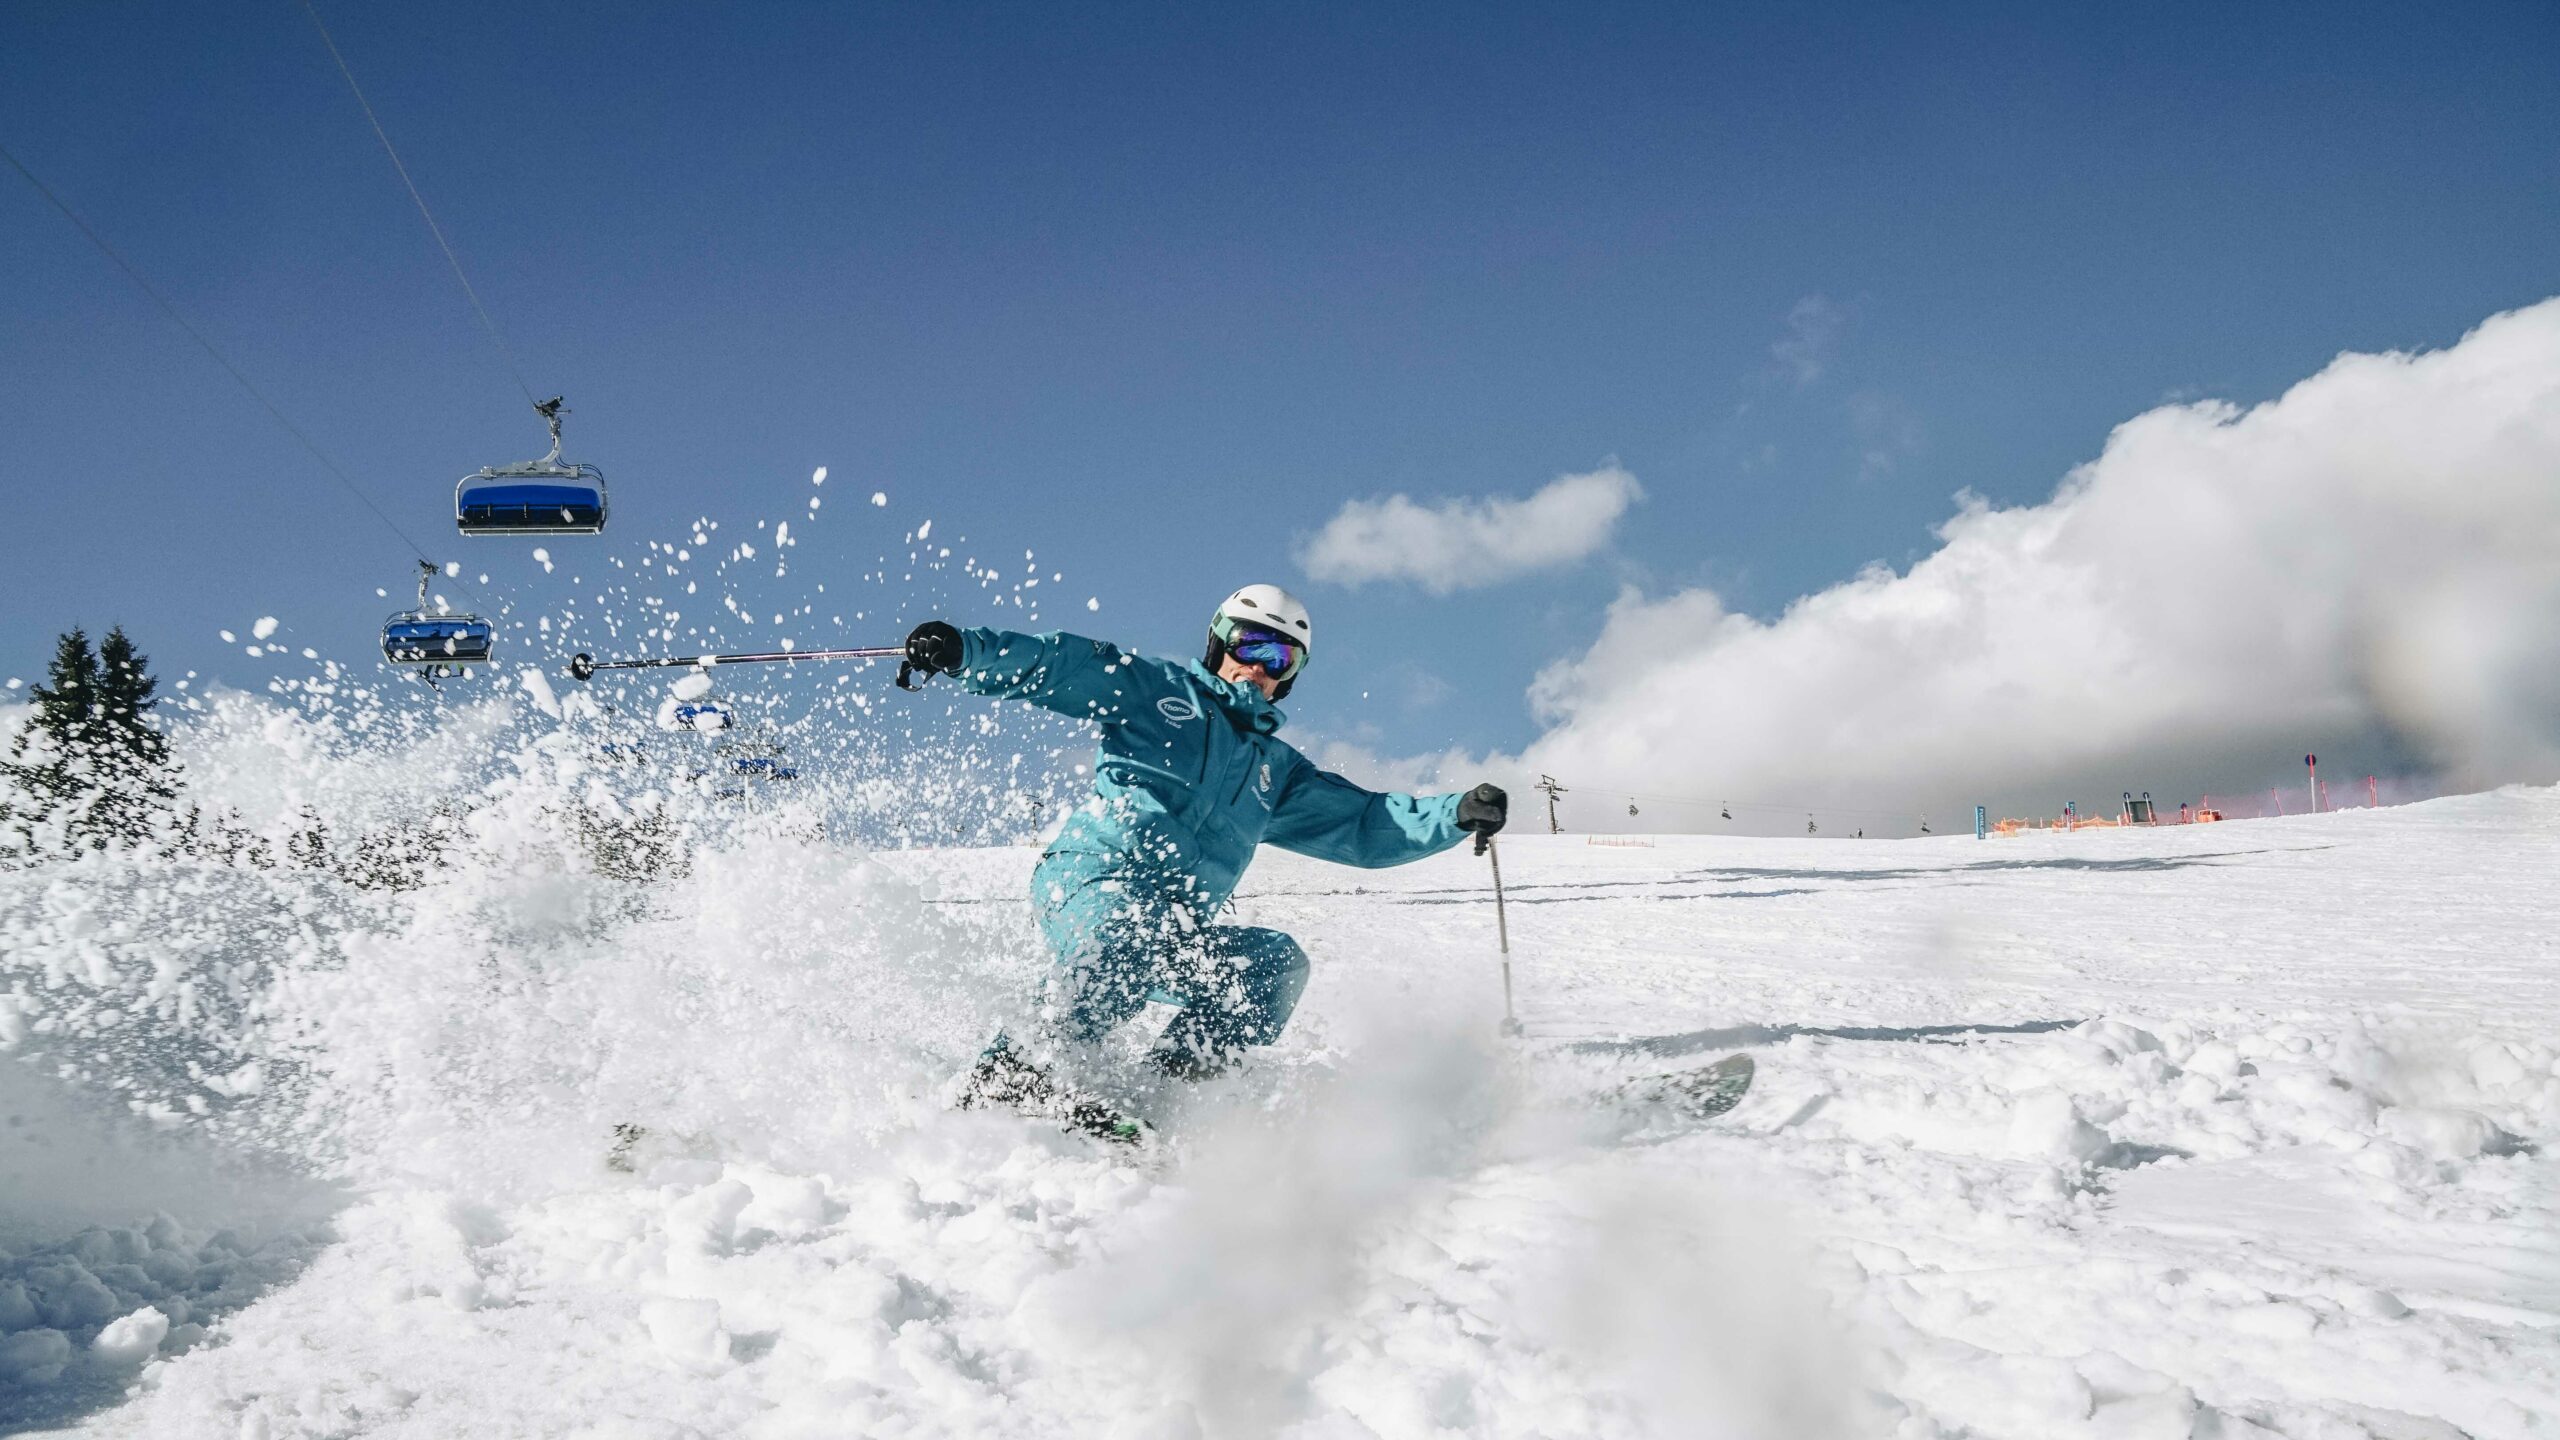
[1226, 625, 1303, 680]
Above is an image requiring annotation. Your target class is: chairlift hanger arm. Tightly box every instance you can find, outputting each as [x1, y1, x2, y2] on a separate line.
[534, 396, 567, 465]
[568, 645, 905, 681]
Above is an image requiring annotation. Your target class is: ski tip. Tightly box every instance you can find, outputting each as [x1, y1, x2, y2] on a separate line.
[1627, 1052, 1756, 1121]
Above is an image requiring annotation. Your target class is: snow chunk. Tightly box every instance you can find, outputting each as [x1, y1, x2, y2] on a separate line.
[811, 467, 826, 485]
[1087, 597, 1100, 611]
[2184, 1041, 2244, 1082]
[251, 617, 279, 641]
[736, 1171, 829, 1240]
[90, 1305, 170, 1367]
[640, 1298, 731, 1373]
[517, 667, 561, 719]
[2006, 1090, 2112, 1163]
[870, 491, 888, 506]
[0, 1329, 71, 1386]
[2341, 1286, 2411, 1320]
[671, 673, 714, 701]
[2379, 1106, 2500, 1160]
[668, 1178, 753, 1255]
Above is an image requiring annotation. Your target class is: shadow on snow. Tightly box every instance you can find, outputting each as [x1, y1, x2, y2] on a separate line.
[1570, 1018, 2090, 1060]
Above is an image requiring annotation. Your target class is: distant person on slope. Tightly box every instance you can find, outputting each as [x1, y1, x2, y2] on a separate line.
[900, 584, 1507, 1133]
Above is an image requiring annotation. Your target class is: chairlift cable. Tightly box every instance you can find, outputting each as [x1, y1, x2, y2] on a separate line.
[298, 0, 540, 410]
[0, 137, 450, 579]
[1597, 785, 1909, 821]
[1570, 780, 1927, 829]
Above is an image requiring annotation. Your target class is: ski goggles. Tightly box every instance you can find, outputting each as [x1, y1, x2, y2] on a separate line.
[1219, 623, 1304, 682]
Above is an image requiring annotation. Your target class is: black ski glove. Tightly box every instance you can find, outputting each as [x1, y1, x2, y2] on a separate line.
[1456, 783, 1508, 836]
[898, 620, 963, 691]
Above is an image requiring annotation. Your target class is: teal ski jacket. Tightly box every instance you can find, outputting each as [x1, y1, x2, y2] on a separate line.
[952, 627, 1468, 906]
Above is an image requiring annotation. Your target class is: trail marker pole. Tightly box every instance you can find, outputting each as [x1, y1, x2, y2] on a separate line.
[1476, 831, 1521, 1037]
[2306, 754, 2320, 813]
[2368, 775, 2379, 808]
[1974, 805, 1987, 840]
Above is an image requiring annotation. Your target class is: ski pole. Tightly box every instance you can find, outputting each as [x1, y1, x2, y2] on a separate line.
[1476, 830, 1522, 1038]
[568, 645, 913, 684]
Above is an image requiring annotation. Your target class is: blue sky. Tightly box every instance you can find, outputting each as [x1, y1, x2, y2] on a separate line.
[4, 1, 2555, 767]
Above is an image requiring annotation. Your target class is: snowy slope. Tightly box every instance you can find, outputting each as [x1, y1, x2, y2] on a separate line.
[5, 779, 2557, 1438]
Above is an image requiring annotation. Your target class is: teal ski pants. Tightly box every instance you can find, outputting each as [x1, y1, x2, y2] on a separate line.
[1030, 851, 1309, 1053]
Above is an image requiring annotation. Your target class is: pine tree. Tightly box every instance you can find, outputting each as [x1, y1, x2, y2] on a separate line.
[2, 628, 97, 851]
[85, 626, 177, 842]
[1, 625, 179, 853]
[95, 627, 171, 773]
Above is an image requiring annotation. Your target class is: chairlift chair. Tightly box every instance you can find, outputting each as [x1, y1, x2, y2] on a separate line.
[381, 561, 492, 679]
[456, 397, 607, 536]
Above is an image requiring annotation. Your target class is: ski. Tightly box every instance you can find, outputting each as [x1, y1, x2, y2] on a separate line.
[1619, 1053, 1755, 1120]
[958, 1043, 1154, 1148]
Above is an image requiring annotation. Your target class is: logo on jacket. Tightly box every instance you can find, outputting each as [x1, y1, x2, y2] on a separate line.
[1156, 696, 1201, 723]
[1259, 762, 1273, 792]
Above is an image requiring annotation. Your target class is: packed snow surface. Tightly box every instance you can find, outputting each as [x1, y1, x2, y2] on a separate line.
[4, 745, 2556, 1436]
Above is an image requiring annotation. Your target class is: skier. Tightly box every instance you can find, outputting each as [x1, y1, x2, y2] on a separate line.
[901, 584, 1508, 1136]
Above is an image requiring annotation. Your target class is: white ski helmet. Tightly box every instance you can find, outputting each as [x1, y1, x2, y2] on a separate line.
[1207, 583, 1314, 696]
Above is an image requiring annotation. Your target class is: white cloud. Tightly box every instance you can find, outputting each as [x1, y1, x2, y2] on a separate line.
[1342, 298, 2560, 828]
[1771, 295, 1848, 387]
[1846, 391, 1922, 482]
[1297, 465, 1644, 594]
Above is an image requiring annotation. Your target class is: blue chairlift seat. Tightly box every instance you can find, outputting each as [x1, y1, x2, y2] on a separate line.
[382, 612, 494, 671]
[457, 474, 607, 534]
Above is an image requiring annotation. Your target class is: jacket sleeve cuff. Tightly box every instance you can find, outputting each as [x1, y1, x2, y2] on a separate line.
[959, 627, 1013, 675]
